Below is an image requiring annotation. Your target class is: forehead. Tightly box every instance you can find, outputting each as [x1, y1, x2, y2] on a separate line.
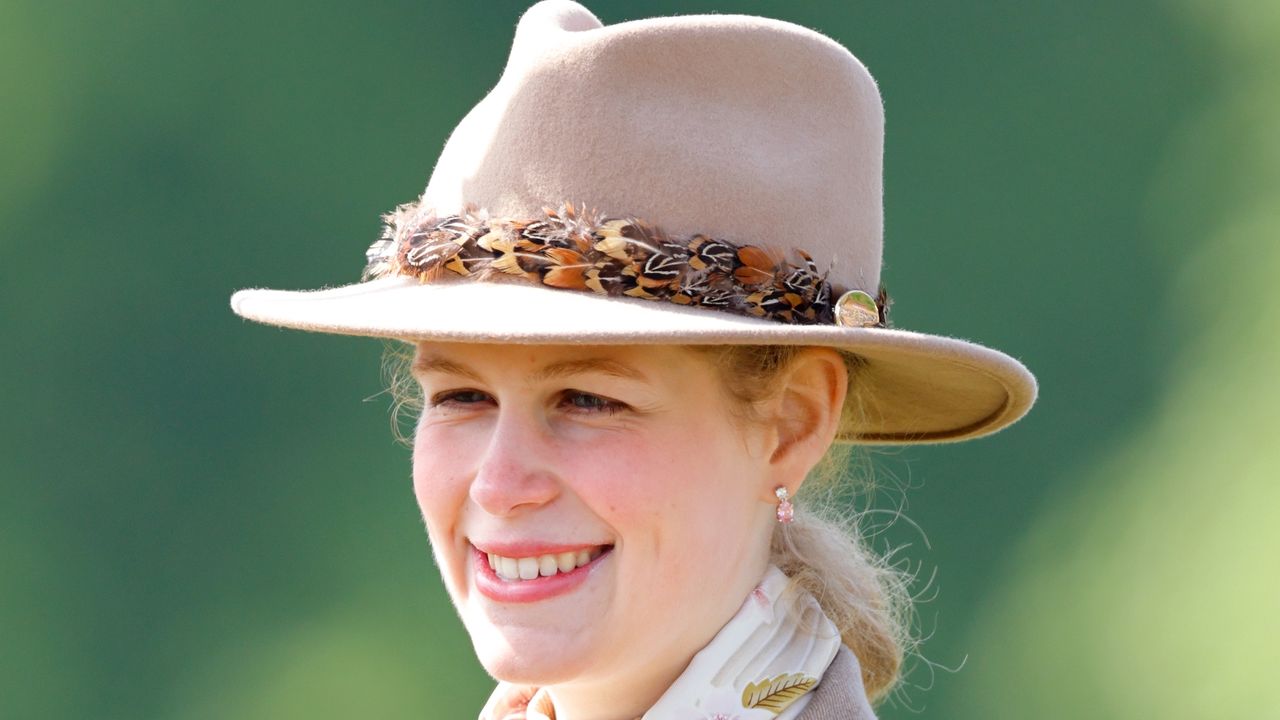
[411, 342, 705, 383]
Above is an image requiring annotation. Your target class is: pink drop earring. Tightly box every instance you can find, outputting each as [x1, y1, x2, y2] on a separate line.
[774, 486, 795, 524]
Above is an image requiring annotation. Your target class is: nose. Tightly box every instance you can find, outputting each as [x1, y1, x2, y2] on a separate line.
[468, 405, 561, 517]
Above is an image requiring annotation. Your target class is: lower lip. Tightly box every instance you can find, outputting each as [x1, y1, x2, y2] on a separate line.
[472, 545, 611, 604]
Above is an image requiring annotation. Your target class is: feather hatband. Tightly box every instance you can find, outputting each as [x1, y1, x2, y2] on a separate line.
[361, 201, 890, 328]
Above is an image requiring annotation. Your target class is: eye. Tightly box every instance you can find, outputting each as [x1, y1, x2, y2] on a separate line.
[560, 390, 626, 414]
[429, 389, 494, 408]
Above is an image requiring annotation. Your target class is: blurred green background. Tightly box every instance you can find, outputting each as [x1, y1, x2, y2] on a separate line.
[3, 0, 1277, 717]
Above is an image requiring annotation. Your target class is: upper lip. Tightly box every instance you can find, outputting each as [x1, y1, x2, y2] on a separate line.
[470, 540, 612, 557]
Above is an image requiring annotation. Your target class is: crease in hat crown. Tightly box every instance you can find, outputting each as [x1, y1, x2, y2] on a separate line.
[229, 0, 1037, 444]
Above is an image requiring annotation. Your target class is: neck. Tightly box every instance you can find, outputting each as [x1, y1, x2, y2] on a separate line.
[541, 648, 692, 720]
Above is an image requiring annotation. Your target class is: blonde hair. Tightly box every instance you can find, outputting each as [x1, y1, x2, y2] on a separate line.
[382, 342, 913, 704]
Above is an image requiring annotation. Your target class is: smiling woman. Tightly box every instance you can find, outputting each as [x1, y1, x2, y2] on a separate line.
[230, 1, 1035, 718]
[416, 345, 795, 710]
[400, 342, 906, 717]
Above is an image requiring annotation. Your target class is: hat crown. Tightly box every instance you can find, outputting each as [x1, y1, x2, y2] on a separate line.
[422, 0, 885, 294]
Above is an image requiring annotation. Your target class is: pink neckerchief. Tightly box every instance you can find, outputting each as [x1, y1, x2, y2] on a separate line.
[480, 565, 841, 720]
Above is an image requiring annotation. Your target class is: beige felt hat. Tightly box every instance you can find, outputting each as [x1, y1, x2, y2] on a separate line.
[231, 0, 1036, 444]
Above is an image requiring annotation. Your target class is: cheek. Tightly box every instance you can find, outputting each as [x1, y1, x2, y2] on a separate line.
[410, 425, 476, 544]
[571, 423, 761, 560]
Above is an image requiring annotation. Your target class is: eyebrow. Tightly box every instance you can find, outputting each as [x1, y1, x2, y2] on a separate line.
[412, 355, 650, 384]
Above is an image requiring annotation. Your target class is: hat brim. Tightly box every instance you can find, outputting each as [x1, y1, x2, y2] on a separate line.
[231, 277, 1036, 444]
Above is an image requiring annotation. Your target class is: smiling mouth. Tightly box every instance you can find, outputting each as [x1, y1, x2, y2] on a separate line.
[475, 544, 613, 582]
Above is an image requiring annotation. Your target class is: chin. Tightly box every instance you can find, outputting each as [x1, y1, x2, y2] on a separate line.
[466, 612, 599, 685]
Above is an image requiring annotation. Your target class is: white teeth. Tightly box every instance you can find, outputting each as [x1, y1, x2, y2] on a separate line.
[539, 555, 559, 577]
[485, 547, 607, 581]
[556, 552, 577, 573]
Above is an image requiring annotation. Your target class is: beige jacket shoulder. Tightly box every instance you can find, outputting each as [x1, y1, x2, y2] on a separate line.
[796, 646, 878, 719]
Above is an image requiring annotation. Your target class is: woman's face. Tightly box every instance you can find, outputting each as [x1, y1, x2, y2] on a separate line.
[410, 342, 779, 690]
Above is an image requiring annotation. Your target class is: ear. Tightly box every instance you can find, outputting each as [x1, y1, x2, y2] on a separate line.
[760, 348, 848, 499]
